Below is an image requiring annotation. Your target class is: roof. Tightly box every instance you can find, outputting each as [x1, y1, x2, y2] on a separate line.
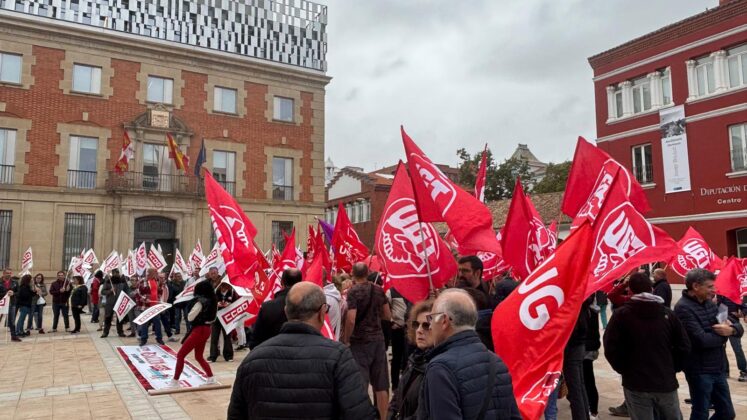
[588, 0, 746, 70]
[326, 166, 394, 191]
[488, 191, 571, 228]
[510, 144, 544, 165]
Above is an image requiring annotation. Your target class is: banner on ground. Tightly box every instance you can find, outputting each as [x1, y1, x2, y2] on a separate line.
[114, 292, 136, 321]
[116, 344, 211, 392]
[133, 303, 172, 325]
[660, 105, 691, 194]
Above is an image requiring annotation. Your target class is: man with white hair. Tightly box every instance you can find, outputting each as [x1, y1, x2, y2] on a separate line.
[419, 289, 520, 419]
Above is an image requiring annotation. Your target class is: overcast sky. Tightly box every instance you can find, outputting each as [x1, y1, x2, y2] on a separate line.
[320, 0, 712, 171]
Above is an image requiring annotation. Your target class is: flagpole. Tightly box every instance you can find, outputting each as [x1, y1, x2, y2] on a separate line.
[417, 221, 435, 295]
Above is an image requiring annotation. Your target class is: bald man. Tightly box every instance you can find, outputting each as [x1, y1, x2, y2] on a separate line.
[419, 289, 520, 419]
[228, 282, 376, 420]
[652, 268, 672, 308]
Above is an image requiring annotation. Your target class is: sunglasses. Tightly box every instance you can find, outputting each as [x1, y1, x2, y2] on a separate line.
[410, 320, 431, 330]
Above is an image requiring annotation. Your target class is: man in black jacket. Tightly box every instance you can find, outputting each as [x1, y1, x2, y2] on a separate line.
[652, 268, 672, 308]
[604, 273, 691, 420]
[248, 268, 302, 349]
[227, 282, 376, 420]
[418, 288, 520, 420]
[675, 268, 743, 420]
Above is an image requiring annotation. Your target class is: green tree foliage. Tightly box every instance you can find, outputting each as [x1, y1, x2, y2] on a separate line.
[533, 161, 572, 194]
[456, 148, 532, 200]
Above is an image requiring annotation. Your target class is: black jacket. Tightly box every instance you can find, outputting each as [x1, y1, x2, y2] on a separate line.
[191, 296, 217, 326]
[653, 279, 673, 308]
[567, 298, 591, 347]
[15, 283, 34, 308]
[674, 290, 744, 375]
[49, 279, 71, 305]
[0, 278, 18, 305]
[604, 298, 691, 392]
[71, 285, 88, 307]
[249, 289, 289, 349]
[227, 322, 377, 420]
[388, 349, 428, 420]
[418, 330, 521, 420]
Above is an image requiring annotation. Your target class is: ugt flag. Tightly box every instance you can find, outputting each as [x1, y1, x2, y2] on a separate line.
[715, 257, 747, 305]
[205, 171, 258, 289]
[669, 227, 722, 277]
[331, 202, 369, 272]
[493, 223, 595, 420]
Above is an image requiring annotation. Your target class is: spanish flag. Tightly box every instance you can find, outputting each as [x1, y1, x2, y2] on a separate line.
[166, 133, 190, 173]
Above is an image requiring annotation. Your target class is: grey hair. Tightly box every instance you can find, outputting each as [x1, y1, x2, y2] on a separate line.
[684, 268, 715, 290]
[285, 284, 326, 321]
[436, 288, 478, 330]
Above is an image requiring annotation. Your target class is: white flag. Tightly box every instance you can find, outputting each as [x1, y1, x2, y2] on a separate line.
[174, 278, 205, 304]
[173, 248, 190, 276]
[124, 250, 137, 278]
[20, 247, 33, 275]
[82, 249, 99, 266]
[190, 240, 205, 272]
[133, 303, 172, 325]
[147, 245, 167, 272]
[135, 243, 147, 276]
[114, 291, 136, 321]
[0, 295, 9, 315]
[199, 242, 223, 276]
[101, 251, 121, 275]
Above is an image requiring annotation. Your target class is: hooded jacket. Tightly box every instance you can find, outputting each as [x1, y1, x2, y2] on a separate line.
[604, 295, 691, 392]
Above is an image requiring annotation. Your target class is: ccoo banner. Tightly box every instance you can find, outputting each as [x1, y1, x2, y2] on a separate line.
[660, 105, 691, 194]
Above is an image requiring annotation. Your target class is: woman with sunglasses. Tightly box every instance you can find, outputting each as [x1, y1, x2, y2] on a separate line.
[388, 299, 434, 420]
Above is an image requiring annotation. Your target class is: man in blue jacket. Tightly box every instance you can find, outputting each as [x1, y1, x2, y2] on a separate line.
[675, 268, 743, 420]
[419, 288, 520, 420]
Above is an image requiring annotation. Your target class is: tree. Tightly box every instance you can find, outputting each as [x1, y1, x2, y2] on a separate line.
[456, 148, 531, 201]
[533, 161, 572, 194]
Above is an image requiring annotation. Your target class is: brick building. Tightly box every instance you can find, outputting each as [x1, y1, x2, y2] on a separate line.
[588, 0, 747, 265]
[0, 0, 330, 274]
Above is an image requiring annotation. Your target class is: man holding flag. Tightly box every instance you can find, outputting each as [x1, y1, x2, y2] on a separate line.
[135, 268, 166, 346]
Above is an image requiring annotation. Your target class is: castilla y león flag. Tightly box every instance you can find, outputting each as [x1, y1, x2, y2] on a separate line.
[493, 223, 595, 420]
[375, 163, 456, 303]
[563, 137, 650, 221]
[204, 171, 258, 289]
[331, 202, 369, 272]
[402, 127, 500, 254]
[669, 227, 722, 277]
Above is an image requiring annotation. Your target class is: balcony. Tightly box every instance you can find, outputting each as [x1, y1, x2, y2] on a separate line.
[67, 170, 97, 189]
[633, 164, 654, 185]
[106, 171, 203, 195]
[272, 185, 293, 200]
[0, 165, 13, 185]
[217, 180, 236, 196]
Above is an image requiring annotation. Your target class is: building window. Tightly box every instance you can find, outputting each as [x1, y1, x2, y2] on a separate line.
[147, 76, 173, 104]
[614, 88, 623, 118]
[695, 57, 716, 96]
[213, 86, 237, 114]
[212, 150, 236, 195]
[730, 123, 747, 172]
[62, 213, 95, 269]
[68, 136, 97, 189]
[273, 96, 294, 122]
[72, 64, 102, 94]
[737, 228, 747, 258]
[0, 128, 16, 184]
[361, 200, 371, 222]
[631, 144, 653, 184]
[632, 77, 652, 114]
[272, 157, 293, 200]
[272, 221, 294, 252]
[660, 69, 673, 106]
[0, 53, 21, 84]
[349, 202, 358, 224]
[0, 210, 10, 269]
[143, 143, 170, 191]
[727, 44, 747, 89]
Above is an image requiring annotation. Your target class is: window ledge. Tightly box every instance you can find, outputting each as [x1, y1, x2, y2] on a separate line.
[212, 110, 240, 117]
[686, 85, 747, 104]
[606, 105, 672, 125]
[0, 81, 23, 88]
[726, 170, 747, 179]
[70, 90, 105, 98]
[641, 182, 656, 189]
[272, 118, 296, 125]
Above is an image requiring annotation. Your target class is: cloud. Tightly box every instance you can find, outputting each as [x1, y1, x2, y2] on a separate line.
[321, 0, 710, 171]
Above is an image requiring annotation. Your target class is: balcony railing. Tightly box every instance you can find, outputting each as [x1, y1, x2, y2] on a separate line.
[633, 164, 654, 184]
[272, 185, 293, 200]
[67, 170, 97, 189]
[0, 165, 14, 185]
[106, 171, 203, 195]
[217, 180, 236, 196]
[732, 147, 747, 172]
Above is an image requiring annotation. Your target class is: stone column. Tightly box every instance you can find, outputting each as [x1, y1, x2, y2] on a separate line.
[647, 72, 662, 109]
[711, 50, 728, 93]
[620, 81, 633, 117]
[685, 60, 698, 101]
[605, 85, 617, 121]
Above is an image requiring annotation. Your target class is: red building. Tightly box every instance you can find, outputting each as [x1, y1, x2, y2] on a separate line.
[588, 0, 747, 265]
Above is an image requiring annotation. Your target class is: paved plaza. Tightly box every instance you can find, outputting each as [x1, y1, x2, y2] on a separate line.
[0, 305, 746, 419]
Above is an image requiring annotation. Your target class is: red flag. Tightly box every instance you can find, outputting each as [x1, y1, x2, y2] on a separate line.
[401, 127, 500, 254]
[250, 267, 274, 304]
[493, 223, 595, 420]
[585, 172, 677, 295]
[669, 227, 722, 277]
[477, 250, 510, 281]
[279, 228, 298, 270]
[331, 202, 369, 272]
[475, 144, 488, 202]
[115, 130, 134, 175]
[166, 133, 190, 172]
[501, 179, 556, 280]
[304, 250, 325, 286]
[715, 257, 747, 304]
[375, 163, 456, 303]
[204, 171, 258, 289]
[563, 137, 650, 219]
[313, 224, 332, 277]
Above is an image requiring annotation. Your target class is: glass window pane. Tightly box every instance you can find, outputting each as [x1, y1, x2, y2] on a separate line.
[642, 83, 651, 110]
[729, 56, 740, 88]
[633, 88, 642, 113]
[91, 67, 101, 94]
[284, 158, 293, 187]
[661, 75, 672, 105]
[615, 92, 623, 118]
[274, 97, 293, 121]
[0, 53, 21, 84]
[737, 228, 747, 244]
[742, 55, 747, 87]
[163, 79, 173, 104]
[147, 77, 163, 102]
[706, 64, 715, 93]
[697, 66, 706, 95]
[213, 88, 222, 110]
[73, 64, 91, 92]
[222, 88, 236, 113]
[79, 138, 97, 172]
[213, 151, 227, 169]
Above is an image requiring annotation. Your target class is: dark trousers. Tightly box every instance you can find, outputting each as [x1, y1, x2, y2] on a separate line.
[728, 336, 747, 373]
[173, 304, 189, 334]
[624, 388, 682, 420]
[209, 322, 233, 361]
[52, 303, 69, 330]
[159, 308, 172, 337]
[15, 306, 30, 336]
[71, 306, 83, 332]
[103, 313, 125, 336]
[685, 372, 735, 420]
[583, 359, 599, 414]
[563, 343, 590, 420]
[390, 327, 406, 389]
[139, 313, 163, 344]
[91, 304, 99, 322]
[5, 303, 16, 337]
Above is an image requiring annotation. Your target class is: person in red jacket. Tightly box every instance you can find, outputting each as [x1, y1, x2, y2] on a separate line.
[136, 268, 164, 346]
[90, 271, 102, 324]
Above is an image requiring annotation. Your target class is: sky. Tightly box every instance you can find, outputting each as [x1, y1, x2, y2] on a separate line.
[321, 0, 713, 172]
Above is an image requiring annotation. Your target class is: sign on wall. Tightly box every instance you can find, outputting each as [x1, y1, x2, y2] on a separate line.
[660, 105, 691, 194]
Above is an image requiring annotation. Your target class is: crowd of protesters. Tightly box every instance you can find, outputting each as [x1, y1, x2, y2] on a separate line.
[3, 257, 747, 420]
